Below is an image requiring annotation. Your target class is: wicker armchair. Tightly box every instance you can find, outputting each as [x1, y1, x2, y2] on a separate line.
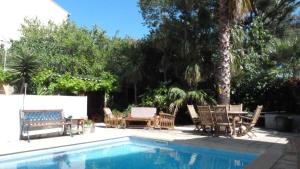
[155, 111, 175, 129]
[103, 107, 123, 128]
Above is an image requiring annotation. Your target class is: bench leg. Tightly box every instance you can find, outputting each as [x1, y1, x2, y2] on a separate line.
[26, 125, 30, 142]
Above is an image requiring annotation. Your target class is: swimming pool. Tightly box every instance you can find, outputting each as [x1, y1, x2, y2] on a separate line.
[0, 137, 257, 169]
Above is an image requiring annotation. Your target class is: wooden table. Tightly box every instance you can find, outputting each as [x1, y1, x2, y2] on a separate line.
[64, 118, 85, 136]
[228, 111, 248, 136]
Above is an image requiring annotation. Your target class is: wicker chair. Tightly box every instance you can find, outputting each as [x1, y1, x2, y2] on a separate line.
[103, 107, 123, 128]
[213, 105, 232, 135]
[197, 106, 214, 133]
[187, 105, 201, 131]
[239, 105, 263, 137]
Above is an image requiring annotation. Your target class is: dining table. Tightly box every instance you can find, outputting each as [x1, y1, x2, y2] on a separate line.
[227, 111, 248, 136]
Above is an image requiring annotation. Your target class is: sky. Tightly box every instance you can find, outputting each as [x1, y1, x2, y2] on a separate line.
[54, 0, 150, 39]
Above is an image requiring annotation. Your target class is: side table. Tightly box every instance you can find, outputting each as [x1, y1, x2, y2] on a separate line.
[64, 118, 85, 137]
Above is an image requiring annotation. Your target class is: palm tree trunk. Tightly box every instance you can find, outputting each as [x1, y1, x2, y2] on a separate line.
[134, 82, 137, 104]
[20, 77, 25, 94]
[216, 0, 231, 104]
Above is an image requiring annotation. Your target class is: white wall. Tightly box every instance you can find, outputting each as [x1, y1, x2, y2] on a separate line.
[0, 0, 69, 45]
[0, 95, 87, 142]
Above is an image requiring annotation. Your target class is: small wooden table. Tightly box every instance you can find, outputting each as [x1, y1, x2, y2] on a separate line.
[228, 111, 248, 136]
[64, 118, 85, 136]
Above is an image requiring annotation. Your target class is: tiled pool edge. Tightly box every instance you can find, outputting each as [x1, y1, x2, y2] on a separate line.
[245, 144, 284, 169]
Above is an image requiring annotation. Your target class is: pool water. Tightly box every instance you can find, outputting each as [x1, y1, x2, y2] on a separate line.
[0, 137, 257, 169]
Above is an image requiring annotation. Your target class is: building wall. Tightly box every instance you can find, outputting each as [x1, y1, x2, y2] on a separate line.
[0, 0, 69, 46]
[0, 95, 87, 142]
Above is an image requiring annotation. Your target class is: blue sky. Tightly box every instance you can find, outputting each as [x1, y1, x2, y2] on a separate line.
[54, 0, 150, 39]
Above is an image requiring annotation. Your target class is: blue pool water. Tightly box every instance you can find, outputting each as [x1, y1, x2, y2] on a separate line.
[0, 137, 257, 169]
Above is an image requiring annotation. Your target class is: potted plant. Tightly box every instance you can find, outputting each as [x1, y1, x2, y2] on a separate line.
[84, 119, 95, 133]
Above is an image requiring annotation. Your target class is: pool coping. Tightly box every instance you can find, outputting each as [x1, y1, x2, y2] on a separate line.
[0, 135, 285, 169]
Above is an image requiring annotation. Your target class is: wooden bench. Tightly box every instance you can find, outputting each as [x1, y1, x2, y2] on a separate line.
[21, 109, 66, 142]
[125, 107, 156, 128]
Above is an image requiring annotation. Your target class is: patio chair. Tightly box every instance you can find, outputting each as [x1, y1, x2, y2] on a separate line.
[156, 111, 175, 129]
[103, 107, 123, 128]
[187, 105, 201, 131]
[197, 106, 214, 133]
[229, 104, 243, 111]
[238, 105, 263, 138]
[213, 105, 232, 135]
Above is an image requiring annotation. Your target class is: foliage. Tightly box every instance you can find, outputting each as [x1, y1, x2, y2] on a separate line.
[271, 39, 300, 78]
[0, 68, 12, 84]
[8, 19, 122, 94]
[32, 70, 117, 95]
[184, 64, 201, 89]
[230, 16, 300, 113]
[84, 119, 94, 127]
[141, 84, 216, 114]
[168, 87, 216, 114]
[251, 0, 300, 36]
[7, 47, 40, 93]
[140, 84, 169, 112]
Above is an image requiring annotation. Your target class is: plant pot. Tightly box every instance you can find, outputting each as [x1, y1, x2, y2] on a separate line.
[84, 125, 95, 133]
[275, 116, 293, 132]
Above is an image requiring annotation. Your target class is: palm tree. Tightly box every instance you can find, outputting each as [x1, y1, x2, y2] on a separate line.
[8, 49, 39, 93]
[216, 0, 252, 104]
[184, 64, 201, 89]
[168, 87, 215, 115]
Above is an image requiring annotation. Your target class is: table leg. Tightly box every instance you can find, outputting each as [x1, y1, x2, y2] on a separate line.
[233, 119, 236, 136]
[232, 116, 241, 136]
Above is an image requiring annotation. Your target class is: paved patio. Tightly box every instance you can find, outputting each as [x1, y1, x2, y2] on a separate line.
[0, 124, 299, 169]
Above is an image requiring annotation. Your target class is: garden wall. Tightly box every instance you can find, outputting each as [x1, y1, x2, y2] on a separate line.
[0, 95, 87, 142]
[265, 112, 300, 132]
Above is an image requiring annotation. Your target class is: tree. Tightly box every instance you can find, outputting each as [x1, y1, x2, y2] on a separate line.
[216, 0, 252, 104]
[184, 64, 201, 89]
[8, 48, 39, 93]
[251, 0, 300, 36]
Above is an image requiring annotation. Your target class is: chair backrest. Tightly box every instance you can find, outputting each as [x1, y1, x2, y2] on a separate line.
[130, 107, 156, 118]
[213, 105, 230, 124]
[103, 107, 113, 118]
[197, 106, 213, 125]
[187, 105, 199, 119]
[250, 105, 263, 127]
[217, 104, 229, 111]
[229, 104, 243, 111]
